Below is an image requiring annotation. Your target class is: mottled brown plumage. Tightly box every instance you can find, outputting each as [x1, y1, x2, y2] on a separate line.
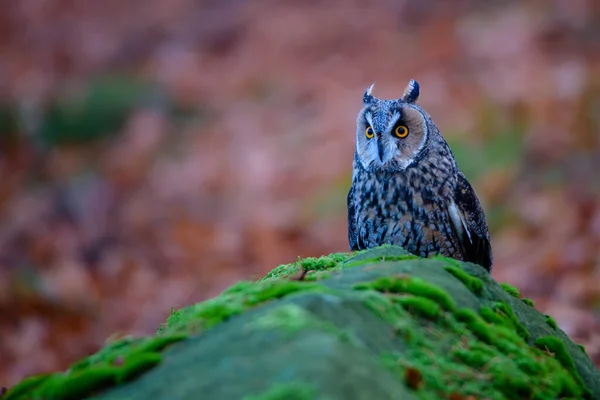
[347, 80, 493, 271]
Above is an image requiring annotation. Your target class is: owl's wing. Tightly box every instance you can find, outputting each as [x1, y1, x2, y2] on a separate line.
[449, 172, 493, 271]
[347, 184, 359, 251]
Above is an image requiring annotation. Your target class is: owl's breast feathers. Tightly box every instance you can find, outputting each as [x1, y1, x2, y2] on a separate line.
[347, 160, 493, 272]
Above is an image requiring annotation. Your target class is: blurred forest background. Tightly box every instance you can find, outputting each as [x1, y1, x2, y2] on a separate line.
[1, 0, 600, 387]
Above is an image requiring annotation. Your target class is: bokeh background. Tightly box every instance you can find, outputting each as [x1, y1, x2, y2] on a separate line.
[1, 0, 600, 387]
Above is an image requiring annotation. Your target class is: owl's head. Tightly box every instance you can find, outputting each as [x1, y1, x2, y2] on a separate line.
[355, 79, 438, 172]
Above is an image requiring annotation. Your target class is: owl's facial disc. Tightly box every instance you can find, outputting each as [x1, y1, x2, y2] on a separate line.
[356, 103, 428, 171]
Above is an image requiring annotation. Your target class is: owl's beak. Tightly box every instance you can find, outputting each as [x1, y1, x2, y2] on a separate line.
[376, 136, 384, 162]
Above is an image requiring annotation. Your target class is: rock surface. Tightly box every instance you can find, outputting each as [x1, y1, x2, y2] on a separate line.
[5, 245, 599, 400]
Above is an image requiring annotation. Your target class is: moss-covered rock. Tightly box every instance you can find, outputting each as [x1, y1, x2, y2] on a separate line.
[5, 245, 599, 400]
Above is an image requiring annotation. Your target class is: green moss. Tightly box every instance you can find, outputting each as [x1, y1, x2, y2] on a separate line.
[68, 335, 183, 375]
[382, 305, 588, 400]
[380, 300, 588, 399]
[354, 276, 455, 311]
[452, 345, 493, 369]
[157, 307, 194, 335]
[560, 375, 588, 399]
[159, 281, 331, 335]
[443, 265, 483, 295]
[345, 244, 410, 264]
[161, 299, 243, 334]
[118, 353, 163, 383]
[243, 382, 317, 400]
[454, 308, 493, 345]
[492, 301, 529, 340]
[500, 283, 521, 299]
[535, 337, 586, 387]
[262, 253, 351, 281]
[478, 306, 512, 328]
[343, 254, 419, 268]
[304, 253, 351, 269]
[302, 270, 334, 281]
[377, 255, 420, 262]
[5, 373, 54, 400]
[515, 356, 541, 375]
[248, 282, 325, 305]
[40, 366, 118, 400]
[487, 359, 532, 398]
[246, 303, 361, 347]
[70, 336, 144, 372]
[222, 280, 256, 294]
[135, 334, 188, 353]
[361, 291, 406, 326]
[522, 298, 535, 307]
[246, 304, 318, 334]
[429, 254, 460, 265]
[396, 296, 440, 320]
[455, 306, 525, 356]
[545, 315, 558, 330]
[6, 334, 185, 400]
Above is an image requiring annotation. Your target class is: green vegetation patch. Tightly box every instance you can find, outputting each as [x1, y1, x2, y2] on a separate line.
[500, 283, 521, 299]
[354, 276, 456, 311]
[522, 298, 535, 307]
[243, 382, 317, 400]
[245, 304, 317, 334]
[159, 280, 333, 335]
[39, 75, 159, 146]
[244, 303, 359, 346]
[535, 336, 590, 397]
[443, 265, 483, 295]
[4, 374, 54, 400]
[116, 353, 163, 383]
[545, 315, 558, 330]
[377, 300, 587, 399]
[361, 291, 407, 326]
[262, 253, 352, 282]
[479, 306, 512, 328]
[69, 334, 185, 373]
[492, 301, 530, 340]
[454, 308, 494, 345]
[345, 244, 411, 263]
[262, 246, 419, 282]
[5, 334, 184, 400]
[396, 296, 441, 320]
[349, 258, 591, 399]
[343, 254, 419, 269]
[41, 367, 118, 400]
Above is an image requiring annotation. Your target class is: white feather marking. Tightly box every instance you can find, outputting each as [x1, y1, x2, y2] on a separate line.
[448, 201, 472, 244]
[365, 112, 374, 129]
[366, 83, 375, 96]
[402, 80, 415, 99]
[407, 104, 428, 153]
[356, 111, 376, 170]
[386, 111, 401, 133]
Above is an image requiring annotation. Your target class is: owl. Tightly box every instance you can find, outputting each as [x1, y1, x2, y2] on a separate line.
[347, 79, 493, 272]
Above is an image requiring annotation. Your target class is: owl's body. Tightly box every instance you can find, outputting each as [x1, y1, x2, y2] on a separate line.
[347, 80, 493, 272]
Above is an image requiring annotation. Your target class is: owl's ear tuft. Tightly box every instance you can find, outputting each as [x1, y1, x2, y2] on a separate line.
[400, 79, 420, 104]
[363, 83, 375, 104]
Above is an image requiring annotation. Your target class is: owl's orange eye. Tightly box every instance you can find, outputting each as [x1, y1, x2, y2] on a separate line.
[365, 126, 374, 139]
[394, 125, 409, 138]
